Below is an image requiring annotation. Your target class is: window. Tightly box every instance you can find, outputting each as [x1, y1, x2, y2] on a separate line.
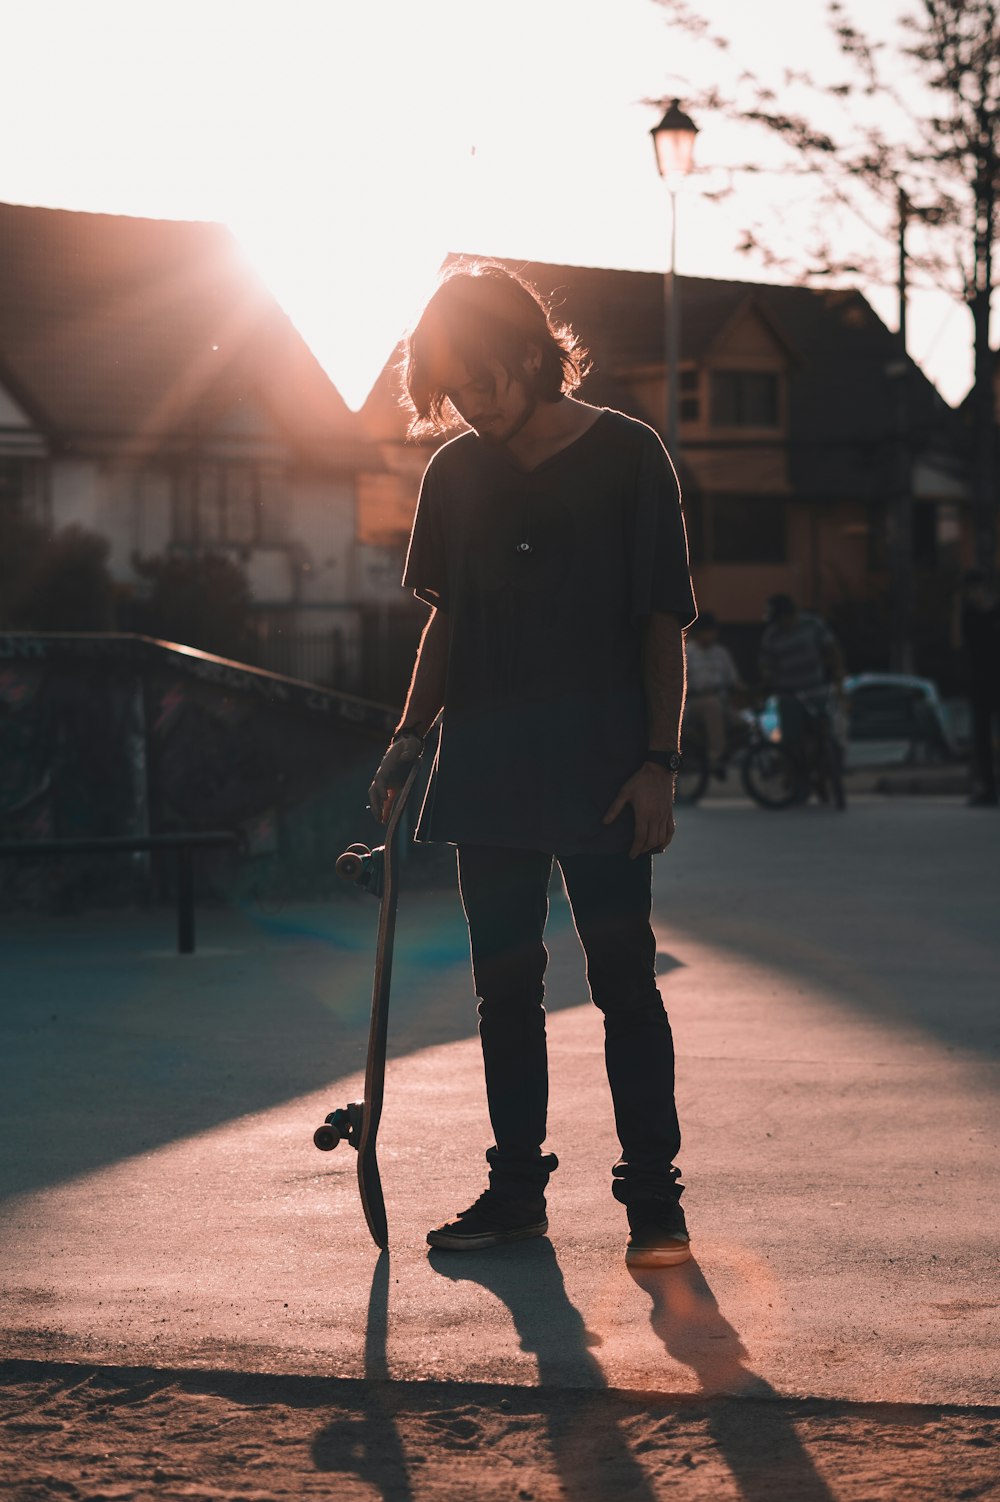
[709, 494, 787, 564]
[710, 371, 780, 427]
[172, 462, 280, 547]
[0, 457, 46, 519]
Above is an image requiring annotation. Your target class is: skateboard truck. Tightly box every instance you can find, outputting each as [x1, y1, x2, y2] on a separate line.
[313, 1101, 363, 1151]
[334, 842, 387, 899]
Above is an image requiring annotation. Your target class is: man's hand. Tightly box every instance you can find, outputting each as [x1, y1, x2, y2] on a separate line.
[603, 763, 676, 859]
[368, 735, 423, 825]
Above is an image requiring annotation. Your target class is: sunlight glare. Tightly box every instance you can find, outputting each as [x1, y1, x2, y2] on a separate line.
[232, 209, 449, 412]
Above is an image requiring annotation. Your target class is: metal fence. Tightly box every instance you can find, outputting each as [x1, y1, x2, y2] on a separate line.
[250, 605, 425, 702]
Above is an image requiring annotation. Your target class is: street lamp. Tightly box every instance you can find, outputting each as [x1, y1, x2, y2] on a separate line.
[650, 99, 699, 456]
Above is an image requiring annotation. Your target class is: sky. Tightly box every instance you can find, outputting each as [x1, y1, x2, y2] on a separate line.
[0, 0, 982, 410]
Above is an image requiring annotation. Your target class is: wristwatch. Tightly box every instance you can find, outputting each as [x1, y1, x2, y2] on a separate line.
[391, 724, 425, 750]
[645, 749, 682, 773]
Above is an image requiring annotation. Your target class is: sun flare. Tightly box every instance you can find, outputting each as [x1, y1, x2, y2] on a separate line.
[231, 211, 449, 412]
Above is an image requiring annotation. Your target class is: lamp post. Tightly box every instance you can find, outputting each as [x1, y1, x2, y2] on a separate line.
[650, 99, 699, 456]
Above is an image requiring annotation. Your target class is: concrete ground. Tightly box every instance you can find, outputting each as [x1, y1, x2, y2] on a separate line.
[1, 792, 998, 1495]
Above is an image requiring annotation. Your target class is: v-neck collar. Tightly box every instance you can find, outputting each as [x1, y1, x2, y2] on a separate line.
[484, 408, 608, 477]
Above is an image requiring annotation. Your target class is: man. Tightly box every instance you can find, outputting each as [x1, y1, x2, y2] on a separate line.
[368, 263, 697, 1269]
[758, 593, 845, 792]
[684, 611, 745, 775]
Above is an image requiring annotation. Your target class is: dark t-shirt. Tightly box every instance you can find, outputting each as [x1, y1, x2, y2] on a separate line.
[401, 407, 697, 855]
[758, 613, 837, 693]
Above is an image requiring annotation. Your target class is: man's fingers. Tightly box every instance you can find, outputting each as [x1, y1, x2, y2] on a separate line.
[369, 777, 395, 824]
[637, 817, 675, 858]
[603, 796, 625, 825]
[629, 819, 650, 859]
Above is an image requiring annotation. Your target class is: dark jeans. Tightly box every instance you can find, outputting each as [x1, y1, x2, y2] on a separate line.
[456, 843, 682, 1206]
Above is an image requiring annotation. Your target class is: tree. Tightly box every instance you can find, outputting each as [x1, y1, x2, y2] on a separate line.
[654, 0, 1000, 577]
[0, 512, 117, 631]
[128, 551, 255, 661]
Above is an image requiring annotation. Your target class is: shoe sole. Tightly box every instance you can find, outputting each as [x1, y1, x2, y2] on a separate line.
[625, 1241, 692, 1268]
[426, 1220, 548, 1251]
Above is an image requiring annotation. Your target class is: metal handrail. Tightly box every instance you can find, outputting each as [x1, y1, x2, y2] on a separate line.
[0, 832, 240, 954]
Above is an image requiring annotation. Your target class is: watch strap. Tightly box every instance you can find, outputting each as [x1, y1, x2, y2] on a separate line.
[645, 748, 682, 772]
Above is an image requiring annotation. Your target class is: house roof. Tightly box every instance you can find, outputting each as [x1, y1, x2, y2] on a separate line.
[0, 200, 369, 465]
[0, 203, 960, 502]
[447, 256, 957, 500]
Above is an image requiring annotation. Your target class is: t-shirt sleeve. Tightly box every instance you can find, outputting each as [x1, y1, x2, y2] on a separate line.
[402, 459, 449, 610]
[630, 426, 698, 627]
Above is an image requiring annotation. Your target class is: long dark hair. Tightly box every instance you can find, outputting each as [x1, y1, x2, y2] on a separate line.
[401, 262, 590, 439]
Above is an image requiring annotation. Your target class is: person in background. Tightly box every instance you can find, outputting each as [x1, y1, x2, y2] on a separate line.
[957, 570, 1000, 807]
[683, 612, 746, 776]
[758, 594, 845, 791]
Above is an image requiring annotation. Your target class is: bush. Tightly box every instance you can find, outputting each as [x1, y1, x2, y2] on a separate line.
[0, 513, 116, 631]
[128, 551, 254, 661]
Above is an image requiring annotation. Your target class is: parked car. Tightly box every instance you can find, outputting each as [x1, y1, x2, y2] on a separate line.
[758, 674, 960, 770]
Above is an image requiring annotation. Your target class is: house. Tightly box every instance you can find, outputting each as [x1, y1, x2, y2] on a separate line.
[0, 200, 428, 694]
[0, 202, 969, 691]
[466, 258, 968, 671]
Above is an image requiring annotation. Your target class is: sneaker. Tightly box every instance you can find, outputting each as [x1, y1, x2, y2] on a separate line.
[427, 1189, 548, 1251]
[625, 1198, 691, 1268]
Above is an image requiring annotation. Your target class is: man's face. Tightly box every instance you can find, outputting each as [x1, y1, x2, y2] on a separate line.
[428, 346, 536, 445]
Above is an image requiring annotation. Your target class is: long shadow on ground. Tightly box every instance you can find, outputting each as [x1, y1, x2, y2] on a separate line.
[662, 801, 999, 1064]
[5, 801, 995, 1207]
[428, 1241, 835, 1502]
[0, 862, 586, 1200]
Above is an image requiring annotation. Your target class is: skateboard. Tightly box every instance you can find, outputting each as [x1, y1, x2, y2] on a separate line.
[311, 759, 421, 1249]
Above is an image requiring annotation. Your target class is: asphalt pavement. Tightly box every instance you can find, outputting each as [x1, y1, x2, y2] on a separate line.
[2, 793, 997, 1407]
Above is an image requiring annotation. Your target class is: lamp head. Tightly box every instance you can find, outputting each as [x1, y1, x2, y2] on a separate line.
[650, 98, 699, 180]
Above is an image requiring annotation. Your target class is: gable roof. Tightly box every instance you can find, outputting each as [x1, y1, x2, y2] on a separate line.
[0, 205, 961, 503]
[0, 201, 369, 466]
[451, 256, 957, 500]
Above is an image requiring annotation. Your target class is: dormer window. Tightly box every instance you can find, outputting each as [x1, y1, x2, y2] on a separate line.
[710, 371, 780, 428]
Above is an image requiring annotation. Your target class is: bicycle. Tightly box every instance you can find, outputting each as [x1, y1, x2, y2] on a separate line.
[677, 689, 847, 811]
[676, 702, 768, 806]
[741, 687, 847, 811]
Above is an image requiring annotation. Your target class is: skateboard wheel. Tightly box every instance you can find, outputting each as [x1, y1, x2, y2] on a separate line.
[313, 1124, 340, 1151]
[336, 851, 365, 881]
[346, 843, 370, 856]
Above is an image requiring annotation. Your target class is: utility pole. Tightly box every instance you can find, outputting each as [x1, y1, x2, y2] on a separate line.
[887, 185, 915, 673]
[969, 134, 997, 576]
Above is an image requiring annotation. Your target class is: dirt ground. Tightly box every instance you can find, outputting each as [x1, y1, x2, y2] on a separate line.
[1, 1361, 998, 1502]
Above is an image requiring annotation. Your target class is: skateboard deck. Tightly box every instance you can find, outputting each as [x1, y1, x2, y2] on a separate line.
[312, 759, 420, 1249]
